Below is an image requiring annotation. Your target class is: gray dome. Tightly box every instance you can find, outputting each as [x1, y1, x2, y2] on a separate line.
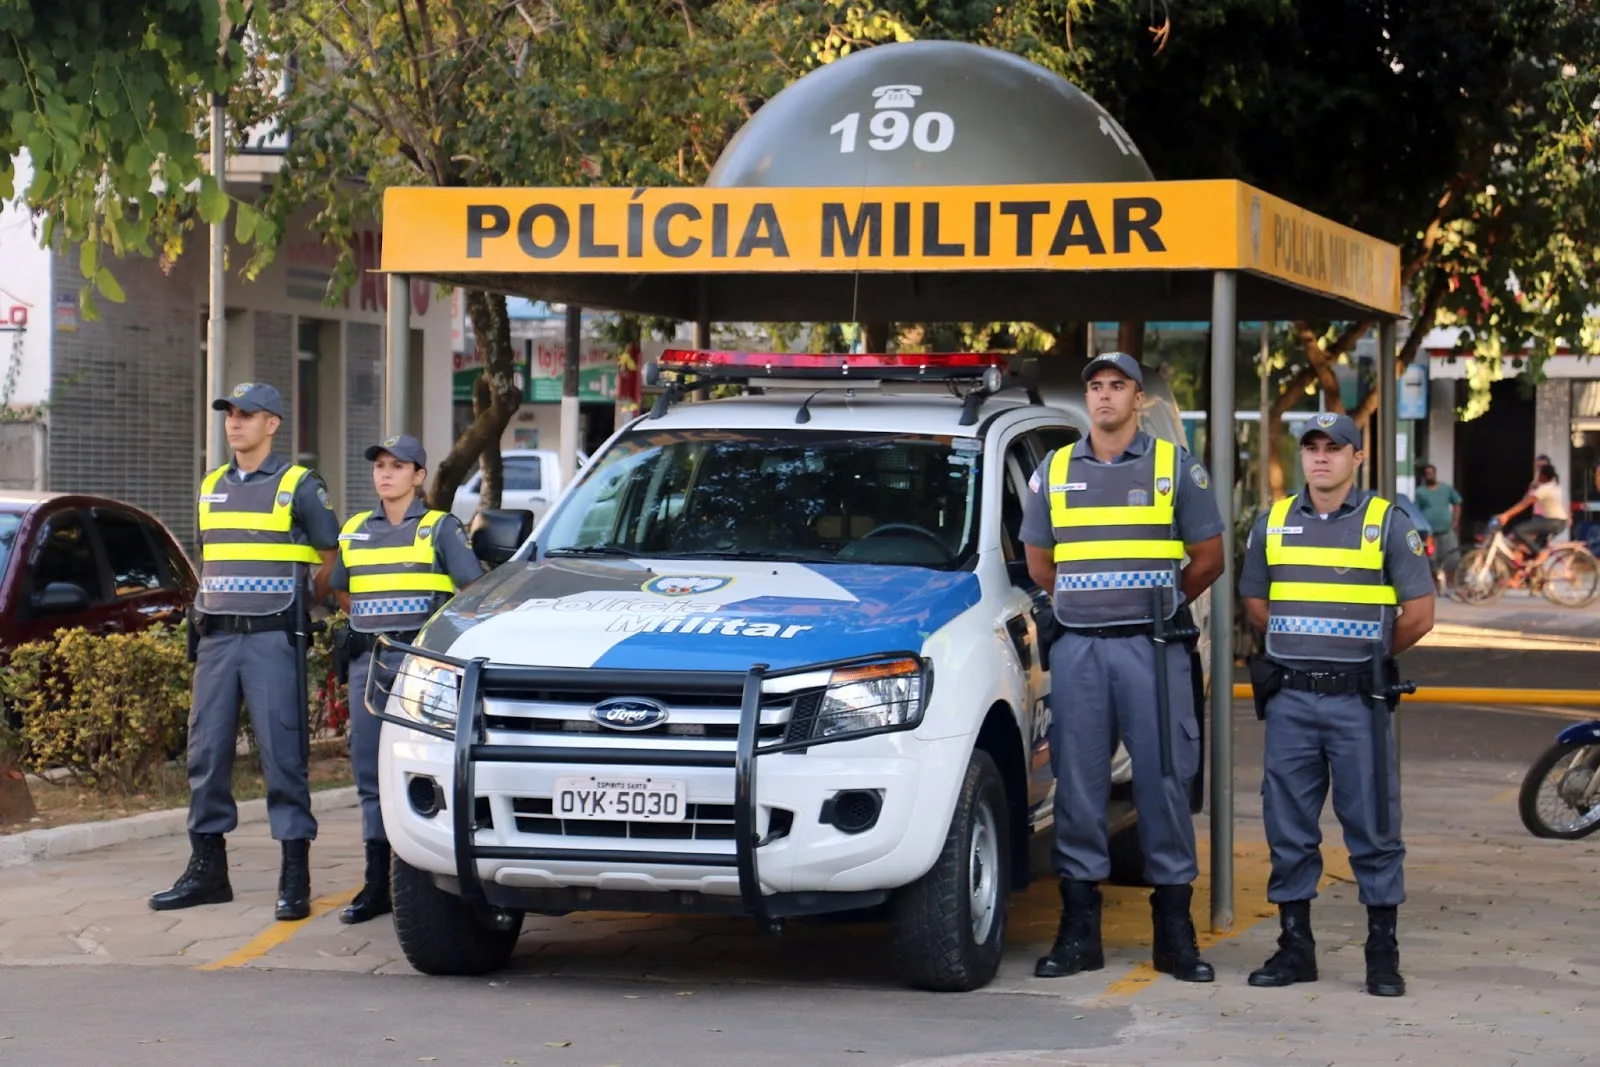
[706, 40, 1154, 188]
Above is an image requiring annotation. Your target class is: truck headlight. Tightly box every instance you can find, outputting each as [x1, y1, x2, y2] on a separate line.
[809, 658, 926, 740]
[391, 657, 462, 728]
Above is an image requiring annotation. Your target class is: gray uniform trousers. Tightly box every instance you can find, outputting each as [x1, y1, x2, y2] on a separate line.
[1049, 631, 1200, 885]
[187, 630, 317, 841]
[346, 649, 389, 844]
[1262, 687, 1405, 907]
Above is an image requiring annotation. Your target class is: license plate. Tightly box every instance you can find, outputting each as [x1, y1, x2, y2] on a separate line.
[552, 776, 687, 822]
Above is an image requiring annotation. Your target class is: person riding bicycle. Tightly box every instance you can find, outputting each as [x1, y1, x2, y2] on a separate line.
[1498, 459, 1568, 555]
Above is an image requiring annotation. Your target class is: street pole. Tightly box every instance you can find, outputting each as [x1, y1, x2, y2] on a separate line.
[560, 305, 582, 487]
[205, 93, 228, 472]
[384, 273, 410, 436]
[1259, 323, 1271, 511]
[1208, 270, 1238, 934]
[1378, 319, 1401, 776]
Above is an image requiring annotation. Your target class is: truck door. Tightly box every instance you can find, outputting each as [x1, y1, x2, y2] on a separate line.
[996, 434, 1055, 827]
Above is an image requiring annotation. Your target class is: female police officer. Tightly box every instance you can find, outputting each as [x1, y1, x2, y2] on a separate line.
[332, 434, 483, 924]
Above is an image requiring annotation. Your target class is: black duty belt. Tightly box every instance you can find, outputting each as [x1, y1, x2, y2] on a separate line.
[348, 629, 420, 656]
[1279, 667, 1367, 695]
[1062, 622, 1156, 639]
[199, 612, 293, 634]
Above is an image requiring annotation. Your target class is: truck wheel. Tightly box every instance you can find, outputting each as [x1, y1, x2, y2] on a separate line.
[1106, 824, 1149, 886]
[889, 749, 1010, 992]
[392, 857, 523, 976]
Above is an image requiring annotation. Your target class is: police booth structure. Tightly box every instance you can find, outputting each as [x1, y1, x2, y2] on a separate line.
[374, 41, 1404, 939]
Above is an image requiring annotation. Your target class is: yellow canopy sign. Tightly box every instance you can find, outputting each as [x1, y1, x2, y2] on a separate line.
[381, 180, 1400, 316]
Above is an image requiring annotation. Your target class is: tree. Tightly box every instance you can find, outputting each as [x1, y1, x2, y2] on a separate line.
[0, 0, 271, 316]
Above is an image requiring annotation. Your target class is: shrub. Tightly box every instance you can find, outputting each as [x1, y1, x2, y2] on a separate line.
[2, 624, 192, 793]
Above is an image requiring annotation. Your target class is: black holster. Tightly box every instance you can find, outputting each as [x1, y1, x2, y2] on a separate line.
[332, 624, 352, 685]
[1245, 654, 1284, 721]
[185, 605, 201, 663]
[1031, 599, 1060, 668]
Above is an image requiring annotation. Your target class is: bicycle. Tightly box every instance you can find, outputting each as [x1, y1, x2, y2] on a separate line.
[1454, 518, 1600, 607]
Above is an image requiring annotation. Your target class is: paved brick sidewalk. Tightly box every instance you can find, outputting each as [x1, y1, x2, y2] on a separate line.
[2, 703, 1598, 1065]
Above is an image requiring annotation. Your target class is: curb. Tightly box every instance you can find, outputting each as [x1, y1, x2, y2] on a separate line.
[0, 786, 359, 869]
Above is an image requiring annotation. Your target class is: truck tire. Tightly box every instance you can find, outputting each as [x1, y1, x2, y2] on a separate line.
[392, 857, 523, 976]
[889, 749, 1010, 992]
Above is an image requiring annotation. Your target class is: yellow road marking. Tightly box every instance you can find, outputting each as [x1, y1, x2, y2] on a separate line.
[1491, 785, 1521, 804]
[1098, 838, 1352, 998]
[195, 886, 361, 971]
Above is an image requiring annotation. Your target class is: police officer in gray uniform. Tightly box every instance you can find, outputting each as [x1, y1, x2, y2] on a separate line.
[1240, 413, 1435, 996]
[151, 382, 340, 920]
[1020, 352, 1226, 983]
[331, 434, 482, 924]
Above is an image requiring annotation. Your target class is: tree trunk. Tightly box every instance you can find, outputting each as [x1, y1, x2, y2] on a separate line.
[1116, 321, 1145, 360]
[427, 289, 522, 511]
[0, 747, 36, 825]
[862, 322, 891, 353]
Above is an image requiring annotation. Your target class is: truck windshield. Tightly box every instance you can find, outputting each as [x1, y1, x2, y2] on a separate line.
[540, 428, 982, 569]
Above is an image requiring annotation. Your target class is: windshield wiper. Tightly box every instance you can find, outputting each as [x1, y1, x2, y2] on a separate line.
[666, 549, 836, 564]
[543, 545, 638, 558]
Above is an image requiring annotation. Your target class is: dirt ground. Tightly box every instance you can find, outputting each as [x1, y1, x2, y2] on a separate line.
[0, 740, 354, 834]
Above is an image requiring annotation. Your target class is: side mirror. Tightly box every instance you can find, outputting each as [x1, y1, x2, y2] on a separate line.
[470, 508, 535, 566]
[34, 581, 91, 614]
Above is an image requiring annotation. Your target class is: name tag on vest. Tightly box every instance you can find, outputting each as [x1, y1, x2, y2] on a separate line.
[1051, 482, 1089, 493]
[199, 493, 228, 504]
[1268, 525, 1304, 535]
[338, 532, 372, 541]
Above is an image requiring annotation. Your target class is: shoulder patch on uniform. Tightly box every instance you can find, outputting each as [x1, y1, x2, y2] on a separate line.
[1155, 476, 1172, 496]
[316, 486, 330, 509]
[276, 490, 292, 507]
[1406, 529, 1423, 556]
[1189, 464, 1209, 489]
[1364, 523, 1381, 543]
[1028, 468, 1041, 493]
[419, 525, 433, 539]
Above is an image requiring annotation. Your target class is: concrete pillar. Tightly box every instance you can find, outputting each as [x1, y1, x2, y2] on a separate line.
[1536, 379, 1573, 537]
[384, 273, 410, 437]
[1208, 270, 1237, 934]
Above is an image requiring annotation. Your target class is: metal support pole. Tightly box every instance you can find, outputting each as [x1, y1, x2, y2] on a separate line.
[1208, 270, 1238, 934]
[1378, 321, 1398, 500]
[560, 305, 582, 487]
[205, 93, 228, 472]
[695, 276, 712, 350]
[1258, 323, 1272, 510]
[384, 273, 410, 436]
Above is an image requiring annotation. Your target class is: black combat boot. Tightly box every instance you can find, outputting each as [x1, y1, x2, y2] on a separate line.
[1364, 905, 1405, 997]
[1034, 880, 1105, 978]
[275, 839, 312, 921]
[1248, 900, 1318, 987]
[1150, 884, 1215, 983]
[339, 841, 393, 925]
[149, 832, 233, 911]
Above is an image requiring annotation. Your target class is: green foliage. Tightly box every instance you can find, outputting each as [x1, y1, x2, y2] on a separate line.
[0, 0, 273, 316]
[1, 625, 192, 793]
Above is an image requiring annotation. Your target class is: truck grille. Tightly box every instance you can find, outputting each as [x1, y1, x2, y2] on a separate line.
[512, 797, 736, 840]
[482, 691, 824, 744]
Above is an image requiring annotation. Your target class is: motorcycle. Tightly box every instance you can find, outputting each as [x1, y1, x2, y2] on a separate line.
[1519, 721, 1600, 839]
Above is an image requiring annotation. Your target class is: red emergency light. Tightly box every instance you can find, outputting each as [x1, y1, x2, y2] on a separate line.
[656, 348, 1009, 379]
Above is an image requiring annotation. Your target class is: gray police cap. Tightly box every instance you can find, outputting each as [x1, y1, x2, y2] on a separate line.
[1299, 412, 1363, 449]
[365, 433, 427, 469]
[212, 381, 285, 418]
[1081, 351, 1145, 388]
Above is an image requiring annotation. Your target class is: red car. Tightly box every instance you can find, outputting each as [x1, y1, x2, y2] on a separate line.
[0, 491, 195, 650]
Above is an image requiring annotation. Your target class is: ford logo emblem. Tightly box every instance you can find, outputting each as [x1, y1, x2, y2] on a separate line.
[590, 697, 669, 731]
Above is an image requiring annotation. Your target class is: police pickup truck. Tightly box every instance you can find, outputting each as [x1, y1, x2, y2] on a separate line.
[370, 349, 1208, 992]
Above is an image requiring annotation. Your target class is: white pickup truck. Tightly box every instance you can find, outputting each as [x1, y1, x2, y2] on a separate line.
[371, 350, 1208, 991]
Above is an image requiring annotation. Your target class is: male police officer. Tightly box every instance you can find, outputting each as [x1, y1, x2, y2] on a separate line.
[151, 382, 340, 920]
[1021, 352, 1226, 983]
[332, 434, 482, 924]
[1240, 412, 1435, 997]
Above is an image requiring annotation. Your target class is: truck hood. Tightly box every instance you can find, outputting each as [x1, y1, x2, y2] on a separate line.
[417, 557, 982, 672]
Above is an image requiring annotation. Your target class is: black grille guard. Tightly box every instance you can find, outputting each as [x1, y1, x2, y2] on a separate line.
[365, 636, 930, 925]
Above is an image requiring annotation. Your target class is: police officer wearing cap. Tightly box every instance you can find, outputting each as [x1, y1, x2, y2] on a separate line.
[331, 434, 482, 924]
[1020, 352, 1226, 983]
[151, 382, 340, 919]
[1240, 412, 1435, 996]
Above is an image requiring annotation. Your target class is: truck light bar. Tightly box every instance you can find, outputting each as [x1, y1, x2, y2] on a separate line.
[657, 349, 1009, 379]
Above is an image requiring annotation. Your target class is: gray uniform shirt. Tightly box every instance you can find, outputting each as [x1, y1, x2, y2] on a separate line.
[330, 499, 483, 595]
[1239, 488, 1435, 667]
[1020, 431, 1226, 608]
[197, 451, 341, 558]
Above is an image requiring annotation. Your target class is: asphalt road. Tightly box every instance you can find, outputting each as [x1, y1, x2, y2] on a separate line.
[1, 688, 1591, 1067]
